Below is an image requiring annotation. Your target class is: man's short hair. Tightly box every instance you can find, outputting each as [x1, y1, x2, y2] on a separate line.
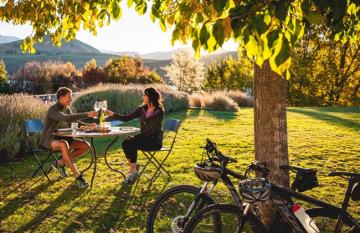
[56, 87, 72, 100]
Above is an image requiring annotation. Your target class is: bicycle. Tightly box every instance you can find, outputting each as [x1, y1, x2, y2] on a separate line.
[184, 161, 360, 233]
[146, 139, 247, 233]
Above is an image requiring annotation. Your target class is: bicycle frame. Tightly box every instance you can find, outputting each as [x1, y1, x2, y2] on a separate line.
[178, 165, 246, 229]
[271, 177, 360, 233]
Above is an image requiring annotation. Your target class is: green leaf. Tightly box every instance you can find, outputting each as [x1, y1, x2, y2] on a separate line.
[304, 11, 324, 25]
[192, 39, 200, 58]
[273, 1, 289, 21]
[286, 69, 291, 80]
[200, 25, 210, 45]
[111, 1, 122, 19]
[207, 35, 217, 52]
[171, 28, 180, 45]
[127, 0, 133, 8]
[195, 13, 204, 24]
[252, 15, 267, 36]
[135, 2, 147, 15]
[274, 38, 290, 67]
[172, 28, 180, 41]
[267, 29, 279, 49]
[159, 19, 166, 32]
[214, 0, 227, 15]
[212, 21, 225, 46]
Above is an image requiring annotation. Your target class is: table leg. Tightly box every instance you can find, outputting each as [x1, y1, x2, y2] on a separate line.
[81, 138, 94, 174]
[104, 136, 126, 179]
[89, 137, 97, 189]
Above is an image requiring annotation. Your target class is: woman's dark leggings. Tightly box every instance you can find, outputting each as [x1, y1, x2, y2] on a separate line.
[122, 137, 162, 163]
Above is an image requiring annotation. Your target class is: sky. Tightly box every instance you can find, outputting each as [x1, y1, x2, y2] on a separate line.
[0, 2, 238, 54]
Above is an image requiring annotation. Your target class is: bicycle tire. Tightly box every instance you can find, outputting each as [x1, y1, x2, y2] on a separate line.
[146, 185, 220, 233]
[307, 207, 359, 233]
[183, 204, 268, 233]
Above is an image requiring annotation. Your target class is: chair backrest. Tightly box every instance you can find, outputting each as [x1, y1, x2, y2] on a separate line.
[24, 119, 45, 134]
[24, 119, 44, 151]
[163, 118, 180, 132]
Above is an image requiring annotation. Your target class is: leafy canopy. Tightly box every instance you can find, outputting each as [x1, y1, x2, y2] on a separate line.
[1, 0, 359, 75]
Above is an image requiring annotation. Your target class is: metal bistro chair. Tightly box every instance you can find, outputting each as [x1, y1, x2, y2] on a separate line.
[140, 118, 181, 181]
[24, 119, 58, 181]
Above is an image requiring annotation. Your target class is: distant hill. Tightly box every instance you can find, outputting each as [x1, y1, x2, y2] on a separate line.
[0, 36, 238, 84]
[0, 35, 100, 55]
[0, 35, 20, 44]
[100, 49, 141, 57]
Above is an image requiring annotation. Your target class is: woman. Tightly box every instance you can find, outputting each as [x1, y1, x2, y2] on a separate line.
[107, 87, 164, 184]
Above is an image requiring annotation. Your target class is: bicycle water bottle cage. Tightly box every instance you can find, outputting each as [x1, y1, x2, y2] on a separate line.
[293, 169, 319, 192]
[194, 163, 222, 182]
[351, 182, 360, 201]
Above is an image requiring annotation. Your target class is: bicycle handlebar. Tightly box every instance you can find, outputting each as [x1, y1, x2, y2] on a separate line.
[204, 138, 238, 164]
[247, 161, 269, 177]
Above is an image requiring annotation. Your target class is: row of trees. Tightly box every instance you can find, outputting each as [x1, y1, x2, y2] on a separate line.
[165, 46, 359, 106]
[3, 56, 162, 94]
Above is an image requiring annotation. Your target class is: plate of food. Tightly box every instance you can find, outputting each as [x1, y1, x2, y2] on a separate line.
[78, 125, 111, 133]
[57, 128, 72, 132]
[78, 125, 97, 132]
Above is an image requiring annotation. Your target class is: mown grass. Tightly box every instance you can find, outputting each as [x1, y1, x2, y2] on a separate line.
[0, 107, 359, 232]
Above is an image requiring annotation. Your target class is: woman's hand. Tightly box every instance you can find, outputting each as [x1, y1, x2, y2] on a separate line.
[106, 110, 114, 117]
[87, 111, 98, 118]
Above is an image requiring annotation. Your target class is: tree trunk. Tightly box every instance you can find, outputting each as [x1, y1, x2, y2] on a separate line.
[254, 60, 290, 225]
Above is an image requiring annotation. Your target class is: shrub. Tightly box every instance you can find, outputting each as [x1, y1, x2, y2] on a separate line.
[0, 94, 48, 161]
[203, 92, 239, 111]
[72, 84, 189, 114]
[189, 94, 204, 108]
[227, 90, 253, 107]
[12, 60, 77, 94]
[104, 57, 163, 85]
[82, 59, 107, 87]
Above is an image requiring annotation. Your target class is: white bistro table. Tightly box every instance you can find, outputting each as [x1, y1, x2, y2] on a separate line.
[54, 126, 140, 188]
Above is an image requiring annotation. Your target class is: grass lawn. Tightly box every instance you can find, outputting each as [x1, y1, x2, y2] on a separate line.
[0, 107, 359, 232]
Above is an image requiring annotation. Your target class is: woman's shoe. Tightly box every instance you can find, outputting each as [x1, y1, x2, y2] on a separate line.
[124, 171, 140, 185]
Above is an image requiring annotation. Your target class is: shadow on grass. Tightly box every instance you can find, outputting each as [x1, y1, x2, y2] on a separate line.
[288, 108, 360, 131]
[14, 184, 87, 233]
[205, 110, 238, 121]
[0, 177, 61, 223]
[62, 183, 133, 233]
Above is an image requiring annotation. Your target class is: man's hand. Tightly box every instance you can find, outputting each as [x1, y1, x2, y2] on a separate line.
[106, 110, 114, 117]
[87, 111, 98, 118]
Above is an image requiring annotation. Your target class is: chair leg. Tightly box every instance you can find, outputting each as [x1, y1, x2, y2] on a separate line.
[31, 152, 52, 181]
[142, 151, 171, 181]
[151, 156, 171, 178]
[140, 151, 162, 176]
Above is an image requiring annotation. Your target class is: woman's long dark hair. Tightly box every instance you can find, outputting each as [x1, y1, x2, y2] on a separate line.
[144, 87, 163, 109]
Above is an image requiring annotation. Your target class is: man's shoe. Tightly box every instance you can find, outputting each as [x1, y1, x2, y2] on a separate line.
[124, 171, 140, 185]
[52, 161, 69, 177]
[135, 163, 141, 172]
[75, 175, 89, 188]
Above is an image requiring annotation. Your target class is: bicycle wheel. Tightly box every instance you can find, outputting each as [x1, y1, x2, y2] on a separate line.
[184, 204, 268, 233]
[146, 185, 219, 233]
[307, 207, 358, 233]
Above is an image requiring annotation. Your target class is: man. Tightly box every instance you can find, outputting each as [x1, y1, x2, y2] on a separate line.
[40, 87, 97, 188]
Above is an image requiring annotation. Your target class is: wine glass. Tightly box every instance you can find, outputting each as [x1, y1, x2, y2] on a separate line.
[100, 100, 107, 111]
[94, 101, 101, 112]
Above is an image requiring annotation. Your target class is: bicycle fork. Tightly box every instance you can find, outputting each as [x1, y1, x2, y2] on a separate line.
[178, 182, 216, 230]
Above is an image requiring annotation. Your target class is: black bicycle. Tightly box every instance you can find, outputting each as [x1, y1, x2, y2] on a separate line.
[146, 139, 249, 233]
[184, 162, 360, 233]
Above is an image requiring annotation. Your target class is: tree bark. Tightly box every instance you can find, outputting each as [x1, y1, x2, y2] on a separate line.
[254, 60, 290, 225]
